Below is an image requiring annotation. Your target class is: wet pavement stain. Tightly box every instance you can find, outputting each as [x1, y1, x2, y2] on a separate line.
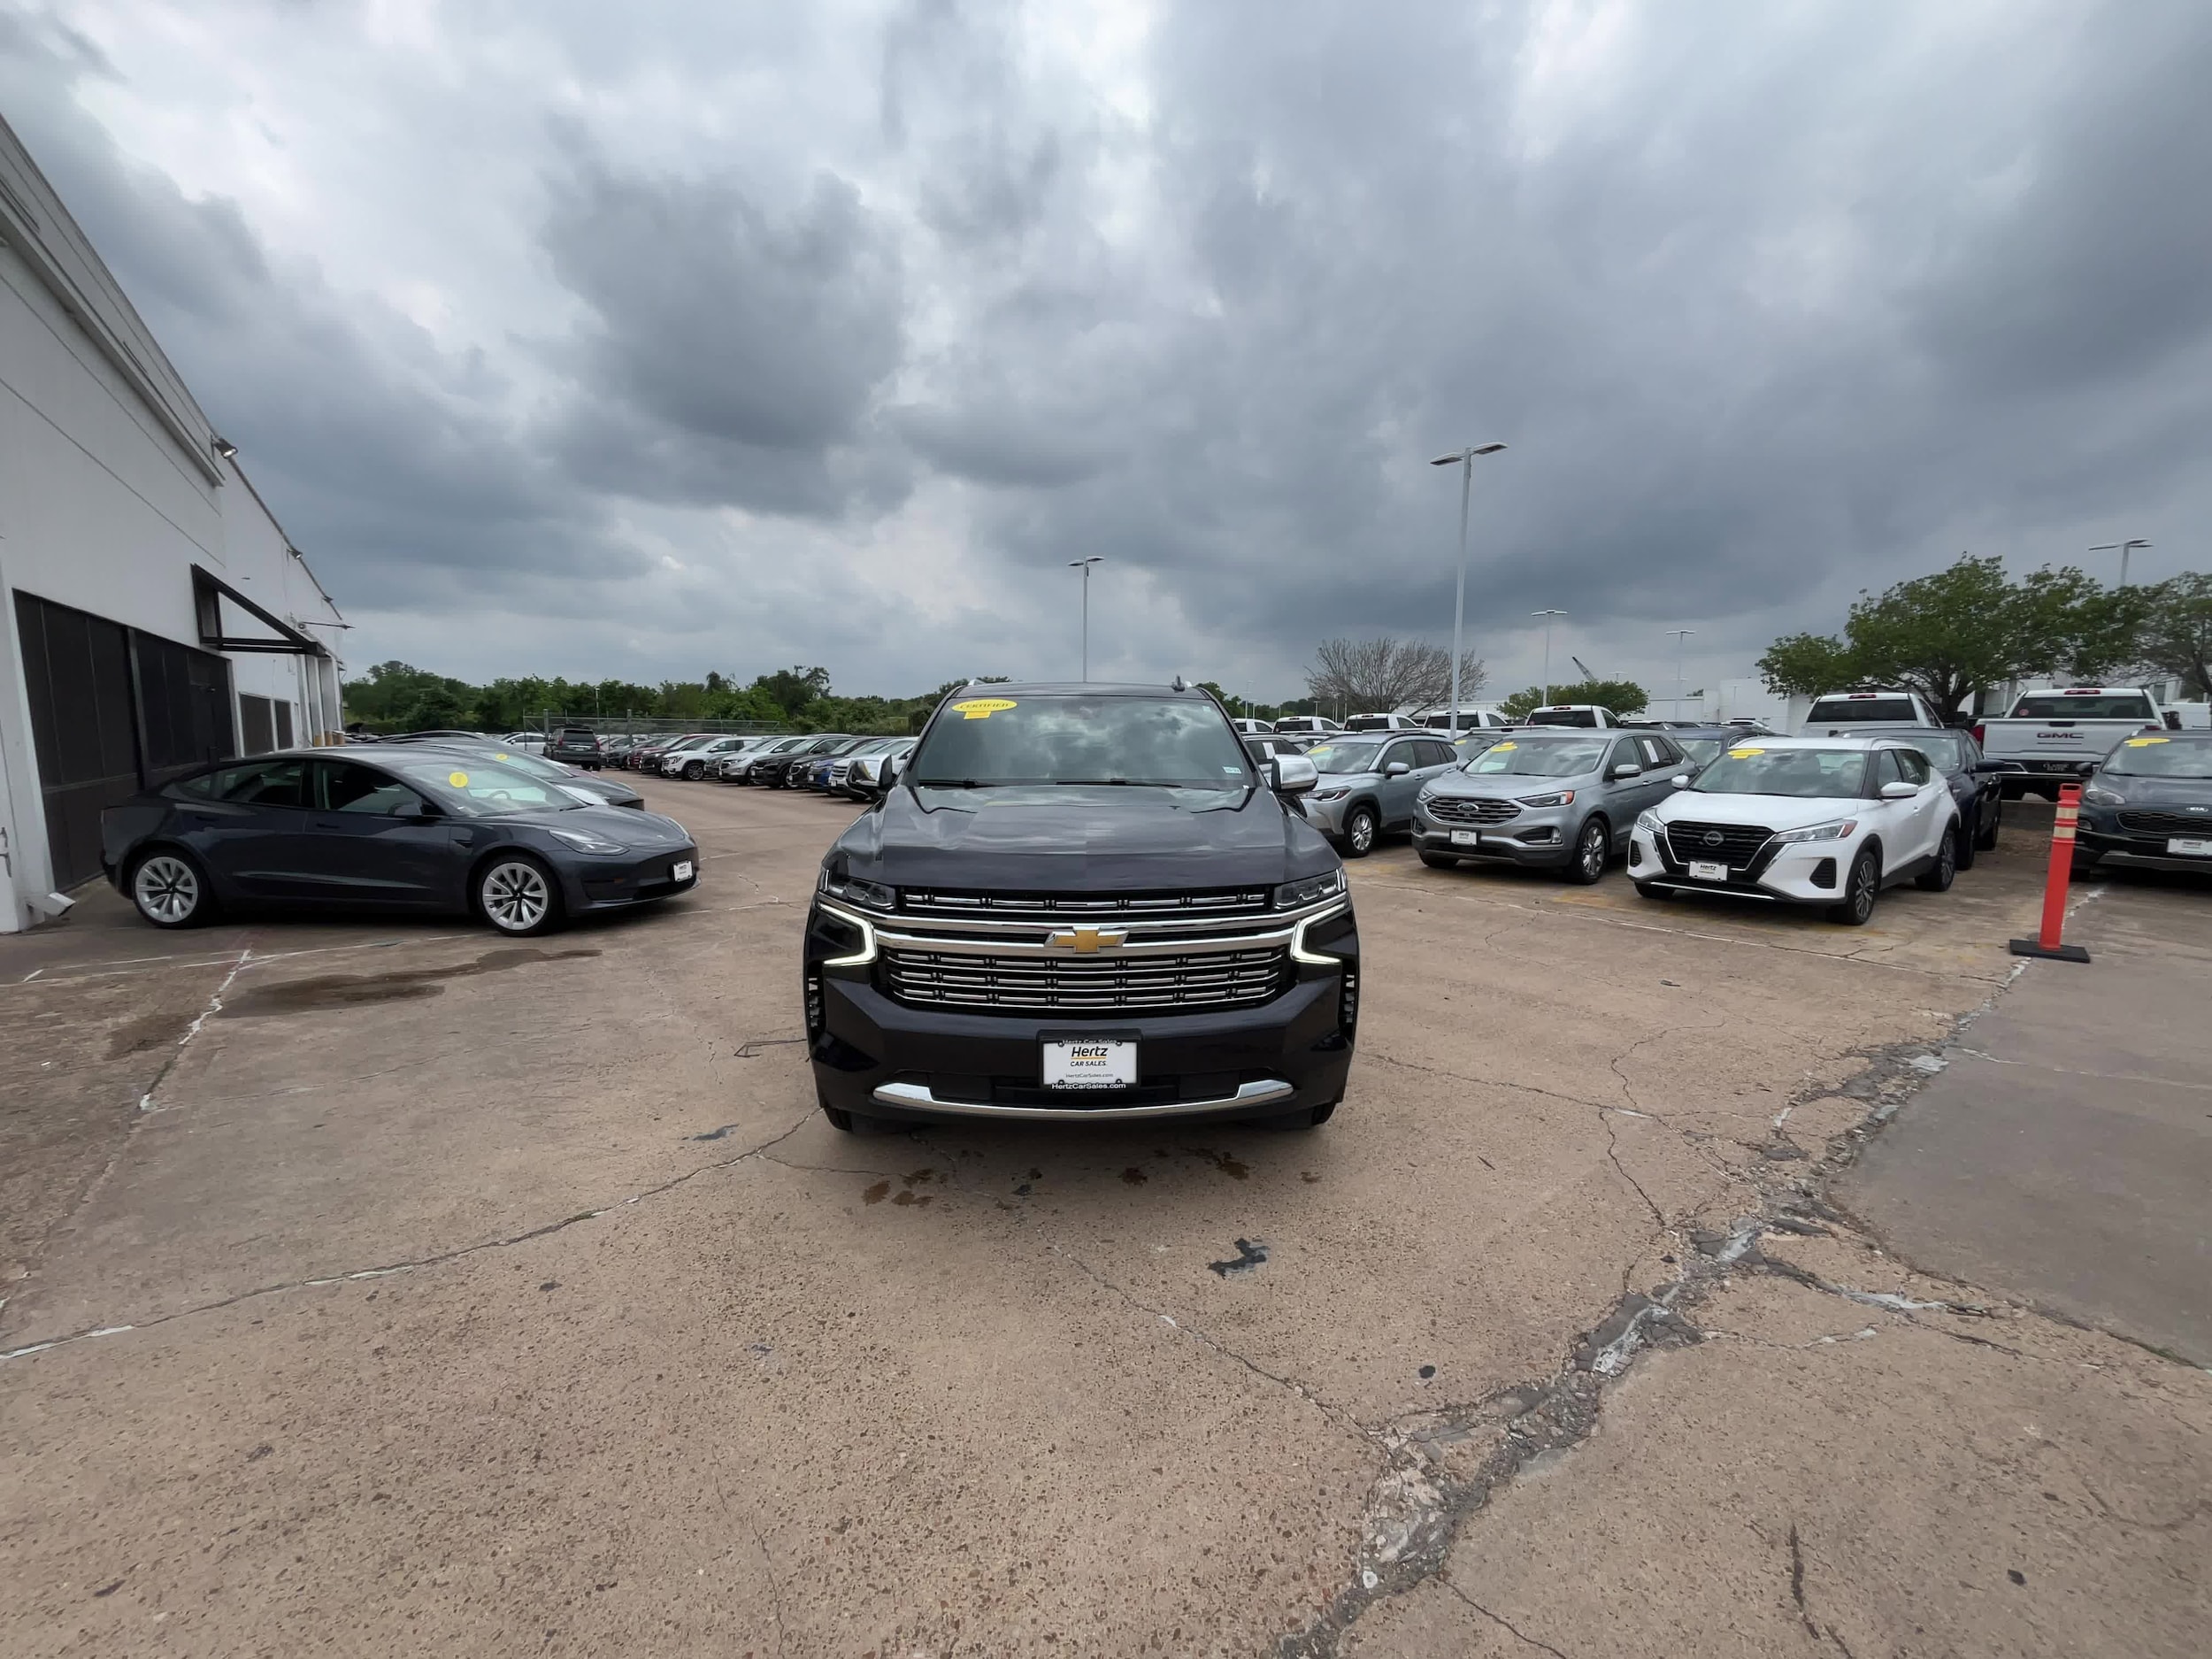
[1120, 1166, 1148, 1185]
[1208, 1238, 1269, 1277]
[217, 948, 600, 1018]
[1185, 1148, 1250, 1180]
[862, 1180, 890, 1205]
[106, 1009, 195, 1058]
[891, 1189, 933, 1208]
[902, 1168, 939, 1186]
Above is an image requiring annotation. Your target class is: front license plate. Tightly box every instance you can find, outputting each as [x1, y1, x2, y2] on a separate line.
[1449, 830, 1482, 848]
[1688, 859, 1729, 881]
[2167, 838, 2212, 857]
[672, 860, 694, 880]
[1043, 1039, 1138, 1090]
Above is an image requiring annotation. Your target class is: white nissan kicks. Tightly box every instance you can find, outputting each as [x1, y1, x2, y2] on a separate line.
[1628, 735, 1962, 926]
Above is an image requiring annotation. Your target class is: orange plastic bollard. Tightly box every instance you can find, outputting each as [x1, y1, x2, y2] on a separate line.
[2008, 781, 2091, 964]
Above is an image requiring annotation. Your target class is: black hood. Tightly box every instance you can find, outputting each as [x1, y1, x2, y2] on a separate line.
[832, 783, 1335, 893]
[495, 804, 692, 846]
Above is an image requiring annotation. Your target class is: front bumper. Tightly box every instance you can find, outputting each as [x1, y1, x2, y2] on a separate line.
[554, 843, 701, 911]
[1626, 825, 1851, 905]
[1412, 798, 1575, 866]
[804, 902, 1358, 1125]
[2077, 811, 2212, 869]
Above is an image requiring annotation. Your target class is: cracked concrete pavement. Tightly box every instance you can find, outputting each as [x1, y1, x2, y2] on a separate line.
[3, 783, 2208, 1655]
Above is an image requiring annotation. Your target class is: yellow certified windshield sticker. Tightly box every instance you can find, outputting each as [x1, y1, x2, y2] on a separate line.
[1728, 746, 1765, 758]
[1493, 741, 1517, 751]
[952, 697, 1017, 719]
[2124, 736, 2169, 747]
[449, 771, 470, 787]
[494, 751, 510, 761]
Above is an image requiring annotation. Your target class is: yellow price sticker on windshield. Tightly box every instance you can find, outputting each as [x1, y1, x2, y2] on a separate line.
[2124, 736, 2169, 747]
[1728, 747, 1765, 758]
[1493, 741, 1517, 751]
[494, 751, 510, 761]
[449, 771, 470, 787]
[953, 697, 1017, 719]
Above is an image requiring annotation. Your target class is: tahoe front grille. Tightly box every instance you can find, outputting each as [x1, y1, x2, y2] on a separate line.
[1426, 796, 1519, 825]
[1664, 821, 1774, 868]
[2116, 810, 2212, 836]
[883, 946, 1289, 1013]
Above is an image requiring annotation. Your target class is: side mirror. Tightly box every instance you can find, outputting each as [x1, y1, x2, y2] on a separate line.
[2163, 712, 2182, 731]
[1610, 762, 1642, 779]
[1384, 761, 1411, 778]
[1269, 755, 1318, 795]
[403, 797, 443, 821]
[1670, 773, 1690, 789]
[881, 754, 905, 783]
[1878, 780, 1919, 800]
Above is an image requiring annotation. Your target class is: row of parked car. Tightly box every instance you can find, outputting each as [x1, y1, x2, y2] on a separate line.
[603, 730, 920, 800]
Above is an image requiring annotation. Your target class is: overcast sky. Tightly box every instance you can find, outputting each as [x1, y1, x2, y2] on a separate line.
[5, 1, 2207, 707]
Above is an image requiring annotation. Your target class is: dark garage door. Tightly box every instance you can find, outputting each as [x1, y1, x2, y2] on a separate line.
[13, 591, 236, 890]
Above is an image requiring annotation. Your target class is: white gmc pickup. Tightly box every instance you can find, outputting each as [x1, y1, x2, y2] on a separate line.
[1976, 687, 2177, 797]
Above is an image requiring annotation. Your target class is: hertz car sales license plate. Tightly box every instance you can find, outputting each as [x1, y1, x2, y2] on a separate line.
[672, 860, 694, 880]
[2167, 838, 2212, 858]
[1449, 830, 1482, 848]
[1043, 1039, 1137, 1090]
[1688, 859, 1729, 881]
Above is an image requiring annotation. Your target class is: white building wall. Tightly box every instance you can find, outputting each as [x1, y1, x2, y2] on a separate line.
[0, 131, 343, 930]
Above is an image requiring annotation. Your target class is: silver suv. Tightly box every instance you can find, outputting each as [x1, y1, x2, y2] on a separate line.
[1413, 729, 1692, 883]
[1302, 733, 1463, 856]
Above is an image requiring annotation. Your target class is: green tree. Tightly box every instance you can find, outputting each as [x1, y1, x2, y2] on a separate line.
[2133, 572, 2212, 699]
[1497, 678, 1650, 719]
[1754, 634, 1862, 700]
[753, 665, 833, 718]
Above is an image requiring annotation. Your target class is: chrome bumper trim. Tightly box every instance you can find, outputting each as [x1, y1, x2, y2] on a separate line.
[869, 1078, 1295, 1121]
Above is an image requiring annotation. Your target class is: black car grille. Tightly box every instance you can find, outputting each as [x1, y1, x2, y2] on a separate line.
[1425, 796, 1519, 825]
[1664, 821, 1774, 868]
[882, 946, 1288, 1013]
[901, 887, 1271, 918]
[2116, 810, 2212, 836]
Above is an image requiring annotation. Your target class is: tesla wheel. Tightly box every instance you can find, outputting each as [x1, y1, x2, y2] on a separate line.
[1417, 850, 1459, 870]
[1828, 847, 1880, 926]
[128, 849, 213, 929]
[1564, 817, 1609, 885]
[683, 761, 705, 780]
[476, 855, 562, 936]
[1916, 822, 1959, 891]
[1975, 796, 2001, 851]
[1341, 805, 1378, 859]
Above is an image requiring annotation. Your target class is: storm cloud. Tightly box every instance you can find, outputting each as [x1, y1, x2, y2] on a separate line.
[4, 0, 2207, 698]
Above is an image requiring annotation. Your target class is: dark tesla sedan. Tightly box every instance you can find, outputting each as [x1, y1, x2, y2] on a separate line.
[403, 741, 647, 810]
[101, 749, 698, 935]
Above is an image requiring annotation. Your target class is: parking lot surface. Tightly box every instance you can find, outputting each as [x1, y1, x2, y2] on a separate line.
[4, 780, 2208, 1656]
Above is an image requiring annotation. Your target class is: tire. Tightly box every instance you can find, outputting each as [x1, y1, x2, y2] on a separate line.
[1916, 821, 1959, 891]
[2071, 847, 2103, 876]
[1341, 805, 1379, 859]
[1954, 808, 1978, 872]
[1564, 817, 1609, 885]
[1417, 850, 1459, 870]
[1974, 796, 2001, 851]
[1827, 847, 1880, 926]
[127, 849, 215, 929]
[475, 854, 563, 936]
[683, 761, 705, 780]
[1634, 881, 1670, 902]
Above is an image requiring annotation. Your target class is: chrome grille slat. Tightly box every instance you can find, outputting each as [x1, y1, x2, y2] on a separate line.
[884, 945, 1289, 1013]
[902, 887, 1271, 919]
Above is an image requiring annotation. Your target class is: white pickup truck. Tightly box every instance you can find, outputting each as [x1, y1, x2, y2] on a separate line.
[1976, 687, 2179, 796]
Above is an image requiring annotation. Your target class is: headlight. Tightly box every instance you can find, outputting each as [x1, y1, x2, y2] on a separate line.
[1310, 786, 1350, 801]
[549, 826, 628, 854]
[1517, 790, 1574, 809]
[1772, 818, 1858, 844]
[2082, 787, 2124, 807]
[818, 867, 895, 910]
[1275, 869, 1347, 910]
[1635, 809, 1663, 833]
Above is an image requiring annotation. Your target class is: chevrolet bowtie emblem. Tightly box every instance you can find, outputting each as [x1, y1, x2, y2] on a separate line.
[1048, 926, 1127, 953]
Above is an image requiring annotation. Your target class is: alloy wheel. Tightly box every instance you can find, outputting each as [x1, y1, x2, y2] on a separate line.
[480, 860, 550, 933]
[134, 856, 199, 925]
[1347, 810, 1376, 856]
[1577, 821, 1607, 881]
[1848, 856, 1876, 921]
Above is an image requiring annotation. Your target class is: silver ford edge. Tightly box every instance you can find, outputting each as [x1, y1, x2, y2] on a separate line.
[1412, 729, 1694, 883]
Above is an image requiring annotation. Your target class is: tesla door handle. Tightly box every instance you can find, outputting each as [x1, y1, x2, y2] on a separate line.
[311, 818, 349, 830]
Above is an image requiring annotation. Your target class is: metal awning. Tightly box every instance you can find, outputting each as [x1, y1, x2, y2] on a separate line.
[190, 565, 321, 655]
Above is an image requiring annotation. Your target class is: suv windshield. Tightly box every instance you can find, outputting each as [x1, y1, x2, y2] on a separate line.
[2101, 735, 2212, 777]
[1808, 696, 1918, 723]
[1463, 736, 1607, 777]
[1304, 741, 1389, 774]
[2010, 693, 2156, 719]
[910, 695, 1250, 787]
[1693, 746, 1870, 798]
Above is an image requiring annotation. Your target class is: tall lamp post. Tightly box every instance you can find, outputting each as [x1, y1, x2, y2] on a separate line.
[2089, 539, 2151, 588]
[1532, 609, 1566, 706]
[1667, 628, 1695, 720]
[1068, 557, 1103, 680]
[1428, 443, 1509, 733]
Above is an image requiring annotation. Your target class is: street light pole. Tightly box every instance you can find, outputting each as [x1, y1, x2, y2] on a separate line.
[1532, 610, 1566, 706]
[2089, 539, 2151, 588]
[1668, 628, 1695, 721]
[1430, 444, 1508, 733]
[1067, 557, 1103, 680]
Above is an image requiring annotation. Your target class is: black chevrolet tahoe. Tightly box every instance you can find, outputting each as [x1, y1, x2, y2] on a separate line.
[803, 682, 1357, 1132]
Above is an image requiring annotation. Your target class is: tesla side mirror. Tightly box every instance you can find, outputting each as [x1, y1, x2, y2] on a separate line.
[1670, 773, 1690, 789]
[1384, 761, 1411, 778]
[1269, 755, 1318, 795]
[1878, 780, 1918, 800]
[1610, 762, 1641, 779]
[402, 798, 443, 820]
